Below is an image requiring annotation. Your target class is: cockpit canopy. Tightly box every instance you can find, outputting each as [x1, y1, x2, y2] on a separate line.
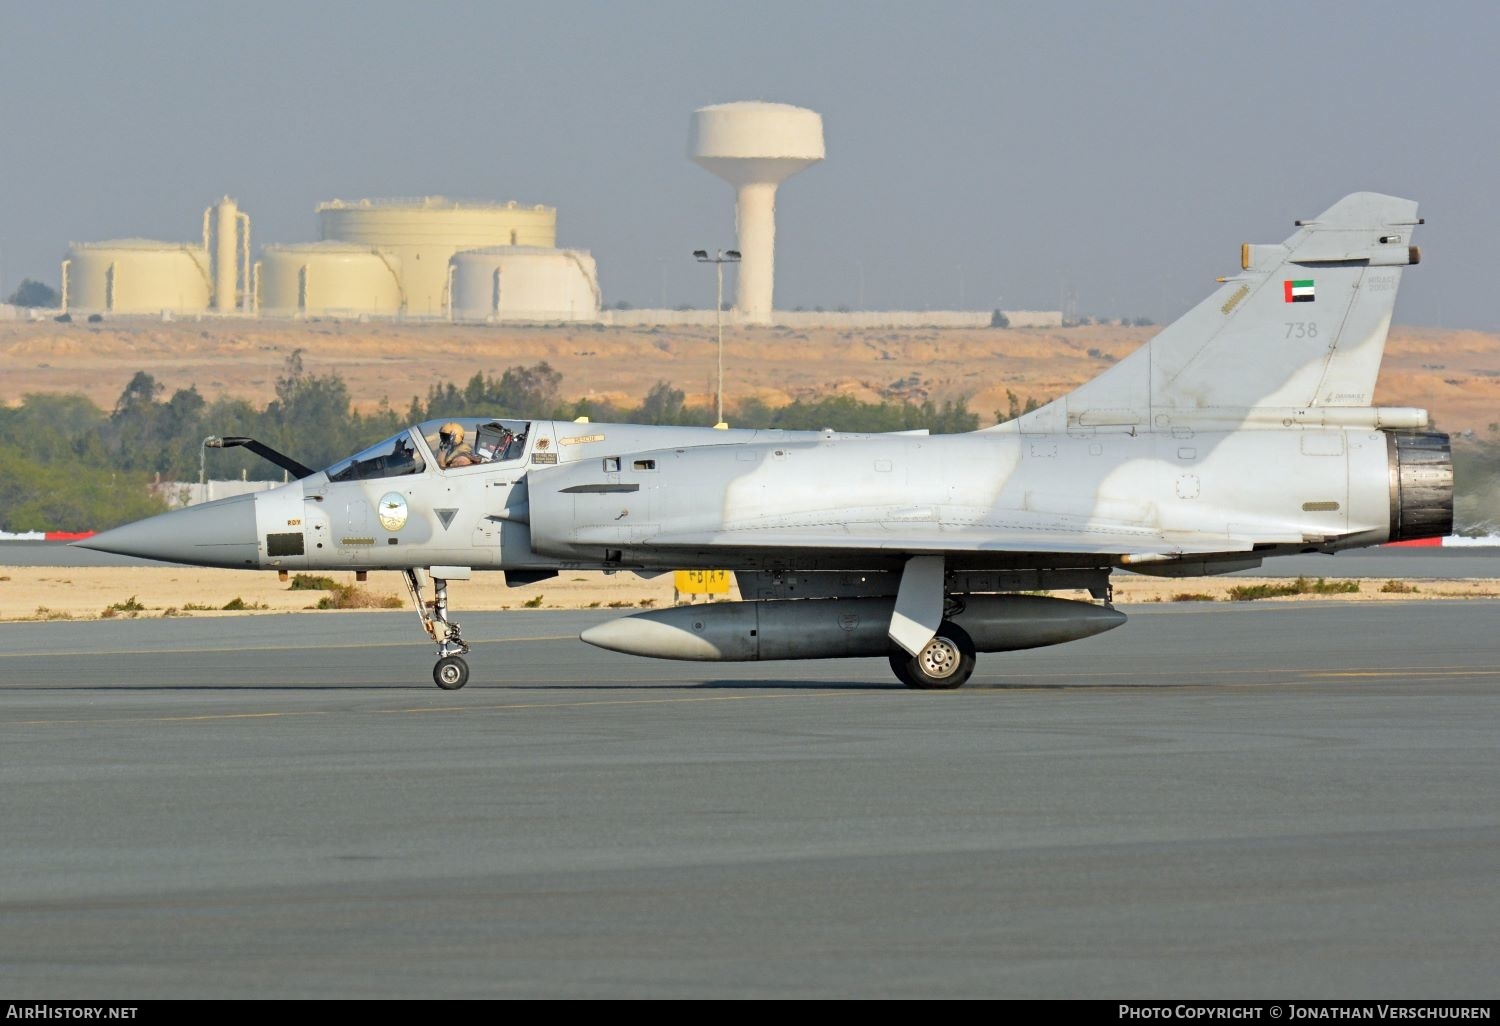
[325, 432, 425, 482]
[423, 418, 529, 469]
[322, 418, 531, 482]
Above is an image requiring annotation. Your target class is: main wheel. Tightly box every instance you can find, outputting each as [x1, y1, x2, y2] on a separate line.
[889, 621, 976, 690]
[433, 655, 470, 690]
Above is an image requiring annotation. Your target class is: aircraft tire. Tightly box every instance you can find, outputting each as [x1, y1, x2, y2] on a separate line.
[889, 621, 976, 690]
[433, 655, 470, 690]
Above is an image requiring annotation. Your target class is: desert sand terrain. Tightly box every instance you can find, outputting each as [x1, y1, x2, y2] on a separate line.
[3, 320, 1497, 433]
[3, 565, 1497, 623]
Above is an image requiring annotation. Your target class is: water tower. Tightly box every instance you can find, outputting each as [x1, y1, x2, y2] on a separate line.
[690, 102, 824, 324]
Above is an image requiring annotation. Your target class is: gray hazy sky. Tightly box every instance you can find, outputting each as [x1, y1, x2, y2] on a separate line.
[2, 1, 1497, 328]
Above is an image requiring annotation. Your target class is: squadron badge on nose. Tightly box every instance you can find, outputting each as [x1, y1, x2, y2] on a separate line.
[378, 493, 409, 531]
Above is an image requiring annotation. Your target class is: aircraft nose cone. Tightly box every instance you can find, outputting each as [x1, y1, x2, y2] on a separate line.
[74, 493, 261, 568]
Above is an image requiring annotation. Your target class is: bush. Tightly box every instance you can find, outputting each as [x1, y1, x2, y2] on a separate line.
[6, 279, 59, 308]
[315, 584, 402, 610]
[1227, 582, 1295, 601]
[1306, 577, 1360, 595]
[1226, 577, 1360, 601]
[101, 596, 146, 617]
[522, 595, 544, 608]
[288, 574, 339, 591]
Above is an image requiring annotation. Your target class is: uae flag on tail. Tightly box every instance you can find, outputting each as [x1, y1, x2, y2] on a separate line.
[1284, 279, 1315, 303]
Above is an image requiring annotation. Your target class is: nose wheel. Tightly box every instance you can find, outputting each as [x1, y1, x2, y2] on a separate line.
[402, 569, 473, 689]
[434, 655, 469, 690]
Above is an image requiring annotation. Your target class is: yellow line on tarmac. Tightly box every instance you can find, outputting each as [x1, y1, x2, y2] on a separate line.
[1307, 669, 1500, 679]
[3, 688, 855, 726]
[0, 642, 408, 659]
[7, 710, 330, 726]
[150, 711, 321, 722]
[977, 664, 1485, 681]
[376, 690, 852, 715]
[0, 634, 578, 660]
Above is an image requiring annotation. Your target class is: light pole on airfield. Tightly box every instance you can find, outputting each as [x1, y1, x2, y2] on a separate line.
[693, 248, 740, 426]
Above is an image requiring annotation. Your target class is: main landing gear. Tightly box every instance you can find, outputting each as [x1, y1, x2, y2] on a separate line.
[889, 620, 977, 690]
[402, 569, 471, 690]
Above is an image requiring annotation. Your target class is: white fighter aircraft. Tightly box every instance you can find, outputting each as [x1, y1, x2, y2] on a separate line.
[80, 193, 1451, 690]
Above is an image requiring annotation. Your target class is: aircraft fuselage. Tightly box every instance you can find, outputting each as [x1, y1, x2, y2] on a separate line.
[104, 419, 1432, 577]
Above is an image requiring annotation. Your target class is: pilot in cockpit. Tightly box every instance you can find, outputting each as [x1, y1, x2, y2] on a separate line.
[437, 422, 478, 468]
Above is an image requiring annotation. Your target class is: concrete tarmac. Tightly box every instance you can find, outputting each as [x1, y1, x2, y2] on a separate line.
[2, 602, 1498, 998]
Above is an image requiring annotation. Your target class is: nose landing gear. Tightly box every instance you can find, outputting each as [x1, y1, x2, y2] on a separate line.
[402, 569, 472, 689]
[433, 655, 469, 690]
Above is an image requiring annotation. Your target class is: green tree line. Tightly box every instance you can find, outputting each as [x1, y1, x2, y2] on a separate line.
[0, 353, 983, 531]
[6, 351, 1495, 537]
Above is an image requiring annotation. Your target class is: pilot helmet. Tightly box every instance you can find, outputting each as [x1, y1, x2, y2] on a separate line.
[439, 422, 464, 446]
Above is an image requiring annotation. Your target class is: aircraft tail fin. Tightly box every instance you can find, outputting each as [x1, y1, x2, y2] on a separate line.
[1003, 192, 1423, 433]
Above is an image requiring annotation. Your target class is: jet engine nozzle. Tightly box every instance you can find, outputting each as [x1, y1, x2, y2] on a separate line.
[1386, 430, 1453, 543]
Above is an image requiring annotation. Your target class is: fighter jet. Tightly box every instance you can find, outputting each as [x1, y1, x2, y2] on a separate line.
[79, 193, 1452, 690]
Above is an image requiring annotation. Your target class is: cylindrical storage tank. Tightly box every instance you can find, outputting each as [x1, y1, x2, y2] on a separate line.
[318, 197, 556, 317]
[449, 247, 601, 322]
[258, 242, 404, 317]
[212, 197, 239, 311]
[63, 240, 212, 314]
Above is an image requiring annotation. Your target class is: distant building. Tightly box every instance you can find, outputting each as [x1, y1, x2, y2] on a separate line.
[52, 106, 1059, 327]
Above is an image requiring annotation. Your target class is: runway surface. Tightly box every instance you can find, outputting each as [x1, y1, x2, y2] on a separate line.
[2, 602, 1498, 998]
